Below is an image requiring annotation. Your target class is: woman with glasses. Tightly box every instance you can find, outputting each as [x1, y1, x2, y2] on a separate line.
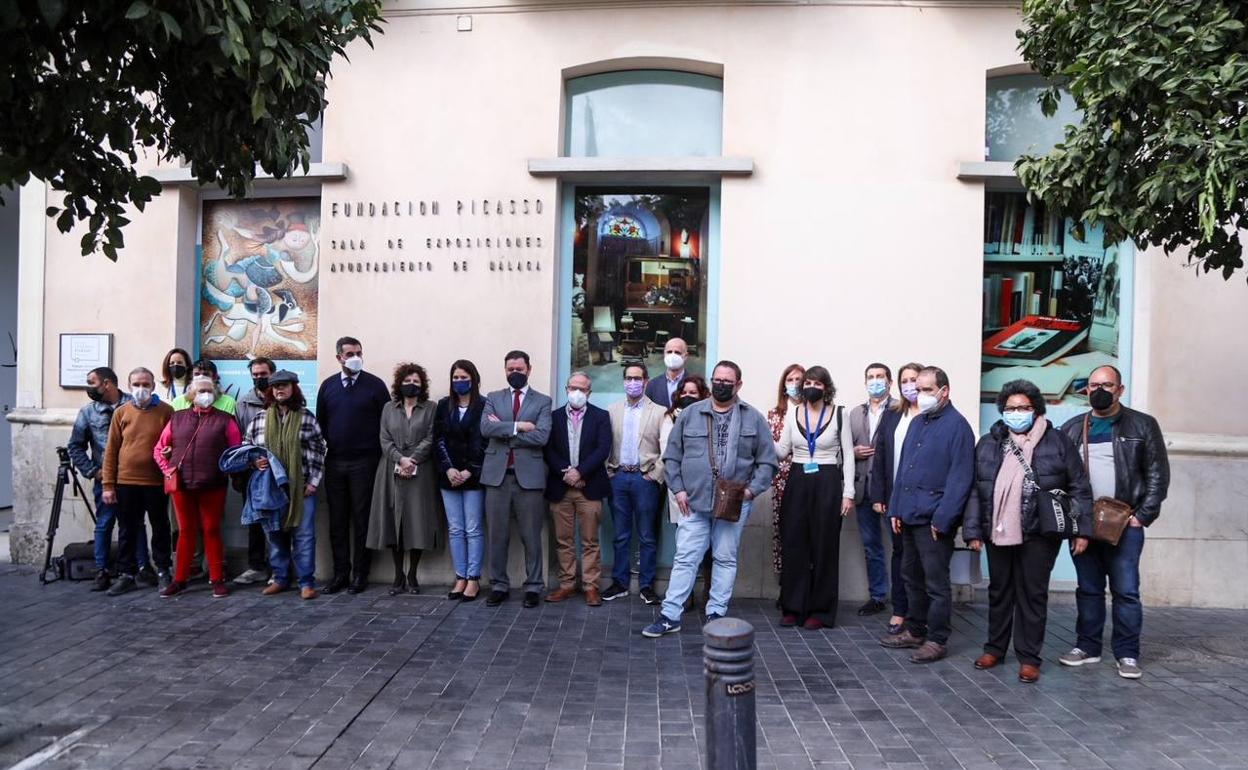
[963, 379, 1092, 683]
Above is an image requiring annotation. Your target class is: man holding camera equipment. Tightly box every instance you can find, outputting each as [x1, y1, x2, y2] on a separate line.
[67, 366, 153, 591]
[101, 367, 175, 596]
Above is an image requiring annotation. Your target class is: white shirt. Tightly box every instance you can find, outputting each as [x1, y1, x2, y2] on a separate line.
[774, 403, 855, 498]
[893, 412, 915, 481]
[867, 399, 887, 442]
[509, 385, 530, 436]
[665, 371, 684, 403]
[620, 398, 644, 466]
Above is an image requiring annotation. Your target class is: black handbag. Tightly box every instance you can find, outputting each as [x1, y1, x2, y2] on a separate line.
[1004, 437, 1081, 539]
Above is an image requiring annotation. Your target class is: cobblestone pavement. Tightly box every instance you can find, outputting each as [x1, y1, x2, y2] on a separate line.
[2, 564, 1247, 770]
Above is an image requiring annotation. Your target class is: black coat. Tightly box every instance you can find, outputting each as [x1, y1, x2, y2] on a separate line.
[1060, 406, 1170, 526]
[434, 397, 486, 491]
[868, 407, 904, 508]
[543, 404, 613, 502]
[962, 420, 1093, 543]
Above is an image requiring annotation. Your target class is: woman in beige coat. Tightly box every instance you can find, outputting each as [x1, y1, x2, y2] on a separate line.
[368, 362, 441, 595]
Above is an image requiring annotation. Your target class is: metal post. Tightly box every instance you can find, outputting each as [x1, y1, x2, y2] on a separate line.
[703, 617, 756, 770]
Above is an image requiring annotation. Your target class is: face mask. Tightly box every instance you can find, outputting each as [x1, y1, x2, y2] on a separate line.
[87, 387, 104, 403]
[802, 386, 824, 403]
[711, 382, 735, 403]
[1002, 411, 1035, 433]
[624, 380, 645, 398]
[901, 383, 919, 404]
[169, 364, 188, 380]
[193, 392, 215, 409]
[452, 380, 472, 396]
[131, 386, 153, 405]
[342, 356, 363, 374]
[917, 392, 940, 414]
[866, 380, 889, 398]
[1089, 388, 1115, 411]
[507, 372, 528, 390]
[252, 377, 270, 391]
[676, 395, 699, 410]
[566, 390, 588, 409]
[400, 383, 423, 399]
[664, 353, 685, 371]
[785, 384, 799, 400]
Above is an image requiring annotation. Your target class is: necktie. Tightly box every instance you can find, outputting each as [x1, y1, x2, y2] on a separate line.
[345, 377, 354, 389]
[508, 390, 522, 468]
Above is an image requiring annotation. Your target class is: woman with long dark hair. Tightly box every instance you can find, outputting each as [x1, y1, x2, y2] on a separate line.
[767, 363, 805, 577]
[434, 359, 487, 601]
[368, 362, 441, 595]
[160, 348, 193, 401]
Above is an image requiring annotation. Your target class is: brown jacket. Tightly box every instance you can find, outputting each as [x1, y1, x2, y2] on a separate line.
[607, 396, 666, 482]
[102, 401, 174, 490]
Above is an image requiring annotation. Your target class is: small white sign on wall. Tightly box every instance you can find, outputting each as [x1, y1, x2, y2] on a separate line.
[59, 333, 112, 389]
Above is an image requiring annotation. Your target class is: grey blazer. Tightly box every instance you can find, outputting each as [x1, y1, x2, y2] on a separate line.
[662, 399, 778, 515]
[479, 387, 553, 490]
[848, 397, 894, 503]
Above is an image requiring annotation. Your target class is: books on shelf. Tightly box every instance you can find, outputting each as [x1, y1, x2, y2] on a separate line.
[983, 192, 1067, 260]
[982, 315, 1088, 367]
[982, 267, 1066, 329]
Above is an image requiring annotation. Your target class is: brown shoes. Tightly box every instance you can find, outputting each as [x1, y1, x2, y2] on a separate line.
[910, 641, 948, 664]
[1018, 664, 1040, 683]
[879, 629, 926, 649]
[585, 587, 602, 607]
[546, 585, 577, 603]
[974, 653, 1001, 670]
[262, 582, 286, 596]
[301, 586, 318, 600]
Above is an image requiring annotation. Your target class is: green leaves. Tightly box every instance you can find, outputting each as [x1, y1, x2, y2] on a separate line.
[1018, 0, 1248, 280]
[0, 0, 385, 259]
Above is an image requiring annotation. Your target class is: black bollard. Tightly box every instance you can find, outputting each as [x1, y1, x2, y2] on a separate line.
[703, 617, 756, 770]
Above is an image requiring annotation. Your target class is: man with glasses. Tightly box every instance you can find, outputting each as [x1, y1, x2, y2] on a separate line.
[643, 360, 777, 637]
[1058, 365, 1169, 679]
[604, 363, 666, 604]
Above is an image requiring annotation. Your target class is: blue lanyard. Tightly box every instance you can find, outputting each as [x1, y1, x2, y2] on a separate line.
[802, 403, 827, 459]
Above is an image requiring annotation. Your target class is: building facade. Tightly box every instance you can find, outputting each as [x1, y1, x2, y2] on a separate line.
[6, 0, 1248, 607]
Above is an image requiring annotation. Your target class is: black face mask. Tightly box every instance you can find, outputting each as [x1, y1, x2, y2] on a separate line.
[1089, 388, 1115, 411]
[676, 395, 699, 410]
[400, 383, 425, 399]
[506, 372, 528, 390]
[802, 387, 825, 403]
[170, 364, 188, 380]
[86, 387, 104, 403]
[711, 382, 735, 403]
[252, 377, 270, 392]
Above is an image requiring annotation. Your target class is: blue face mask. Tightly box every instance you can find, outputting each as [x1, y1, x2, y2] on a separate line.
[866, 380, 888, 398]
[1002, 411, 1035, 433]
[785, 384, 799, 399]
[452, 380, 472, 395]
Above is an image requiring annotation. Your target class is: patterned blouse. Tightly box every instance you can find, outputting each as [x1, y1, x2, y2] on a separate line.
[767, 405, 794, 575]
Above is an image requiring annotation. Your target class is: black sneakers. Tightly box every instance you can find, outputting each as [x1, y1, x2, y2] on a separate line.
[602, 583, 629, 602]
[91, 569, 111, 592]
[639, 587, 662, 606]
[106, 575, 137, 596]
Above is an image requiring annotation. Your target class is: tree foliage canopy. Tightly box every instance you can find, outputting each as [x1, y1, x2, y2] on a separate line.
[1017, 0, 1248, 279]
[0, 0, 383, 259]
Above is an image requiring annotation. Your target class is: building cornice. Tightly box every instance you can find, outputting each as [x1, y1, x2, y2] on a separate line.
[384, 0, 1021, 17]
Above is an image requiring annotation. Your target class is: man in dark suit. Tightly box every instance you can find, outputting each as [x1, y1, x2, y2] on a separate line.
[480, 350, 553, 608]
[543, 372, 613, 606]
[644, 337, 689, 409]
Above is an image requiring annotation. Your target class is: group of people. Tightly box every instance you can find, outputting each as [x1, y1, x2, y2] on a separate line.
[67, 338, 1169, 680]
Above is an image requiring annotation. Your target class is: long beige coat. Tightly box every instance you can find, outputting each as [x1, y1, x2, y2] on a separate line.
[367, 399, 441, 550]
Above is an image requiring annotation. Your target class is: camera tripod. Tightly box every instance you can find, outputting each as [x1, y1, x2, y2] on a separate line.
[40, 447, 96, 585]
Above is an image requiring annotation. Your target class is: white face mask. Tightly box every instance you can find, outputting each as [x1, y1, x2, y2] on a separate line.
[131, 386, 153, 405]
[664, 352, 685, 371]
[193, 392, 215, 409]
[566, 390, 588, 410]
[917, 392, 941, 414]
[343, 356, 363, 373]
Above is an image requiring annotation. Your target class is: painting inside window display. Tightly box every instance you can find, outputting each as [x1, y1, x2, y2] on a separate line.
[570, 189, 710, 394]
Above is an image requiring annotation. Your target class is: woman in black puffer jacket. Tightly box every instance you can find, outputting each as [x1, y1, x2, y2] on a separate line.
[964, 379, 1092, 684]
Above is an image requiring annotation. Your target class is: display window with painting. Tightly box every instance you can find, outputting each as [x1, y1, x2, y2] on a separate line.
[569, 188, 710, 394]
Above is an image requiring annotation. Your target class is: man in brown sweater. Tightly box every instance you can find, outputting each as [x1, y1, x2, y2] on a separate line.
[101, 367, 174, 595]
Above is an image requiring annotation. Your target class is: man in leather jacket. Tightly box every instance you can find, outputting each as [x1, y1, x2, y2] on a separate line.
[1057, 365, 1169, 680]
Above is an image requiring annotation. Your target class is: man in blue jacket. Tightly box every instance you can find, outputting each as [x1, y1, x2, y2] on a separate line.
[878, 366, 975, 663]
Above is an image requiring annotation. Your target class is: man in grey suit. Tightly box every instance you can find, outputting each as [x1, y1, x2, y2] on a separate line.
[480, 350, 553, 608]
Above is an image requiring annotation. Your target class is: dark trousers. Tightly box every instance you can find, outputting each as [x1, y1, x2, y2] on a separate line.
[1074, 525, 1145, 659]
[778, 465, 844, 625]
[485, 473, 546, 593]
[985, 536, 1061, 666]
[901, 523, 955, 645]
[116, 484, 172, 576]
[247, 522, 270, 572]
[325, 454, 379, 580]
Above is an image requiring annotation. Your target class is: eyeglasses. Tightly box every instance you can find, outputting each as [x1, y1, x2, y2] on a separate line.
[711, 379, 735, 386]
[1002, 406, 1035, 414]
[623, 376, 644, 383]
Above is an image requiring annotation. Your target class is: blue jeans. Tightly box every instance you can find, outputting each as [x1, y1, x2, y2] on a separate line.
[856, 500, 906, 612]
[609, 472, 661, 589]
[441, 488, 485, 579]
[267, 498, 318, 588]
[93, 479, 147, 571]
[1074, 524, 1145, 659]
[660, 500, 753, 620]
